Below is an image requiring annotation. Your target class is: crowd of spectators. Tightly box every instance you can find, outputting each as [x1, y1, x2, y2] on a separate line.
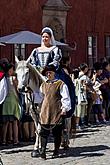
[72, 57, 110, 131]
[0, 57, 110, 148]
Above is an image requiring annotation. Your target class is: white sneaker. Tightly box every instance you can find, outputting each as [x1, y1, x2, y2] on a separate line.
[76, 125, 81, 132]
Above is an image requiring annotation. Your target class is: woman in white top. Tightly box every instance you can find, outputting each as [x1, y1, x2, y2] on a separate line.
[28, 27, 62, 72]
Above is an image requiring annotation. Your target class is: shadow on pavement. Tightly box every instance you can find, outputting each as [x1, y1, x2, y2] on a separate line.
[60, 145, 110, 158]
[1, 148, 32, 154]
[0, 142, 34, 151]
[70, 127, 100, 139]
[0, 144, 109, 160]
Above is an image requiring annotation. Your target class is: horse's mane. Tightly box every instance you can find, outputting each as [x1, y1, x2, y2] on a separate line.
[16, 60, 45, 91]
[27, 63, 42, 85]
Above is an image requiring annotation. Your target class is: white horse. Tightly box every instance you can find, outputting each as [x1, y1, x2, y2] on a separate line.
[15, 56, 76, 156]
[15, 56, 46, 156]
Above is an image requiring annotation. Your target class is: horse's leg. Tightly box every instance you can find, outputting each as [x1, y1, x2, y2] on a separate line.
[23, 94, 30, 141]
[61, 117, 71, 149]
[34, 123, 41, 150]
[30, 109, 41, 157]
[30, 108, 41, 150]
[29, 121, 35, 141]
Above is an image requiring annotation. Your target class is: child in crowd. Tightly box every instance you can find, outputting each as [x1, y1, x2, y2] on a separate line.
[2, 63, 21, 145]
[92, 63, 107, 124]
[74, 63, 89, 131]
[92, 81, 106, 124]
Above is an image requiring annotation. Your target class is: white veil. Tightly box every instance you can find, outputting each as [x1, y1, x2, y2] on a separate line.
[41, 27, 56, 46]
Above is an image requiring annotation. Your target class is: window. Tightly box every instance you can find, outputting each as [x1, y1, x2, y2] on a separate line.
[105, 36, 110, 57]
[14, 44, 25, 59]
[87, 36, 97, 67]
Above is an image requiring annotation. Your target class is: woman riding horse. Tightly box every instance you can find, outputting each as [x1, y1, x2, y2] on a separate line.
[28, 27, 75, 117]
[28, 27, 76, 157]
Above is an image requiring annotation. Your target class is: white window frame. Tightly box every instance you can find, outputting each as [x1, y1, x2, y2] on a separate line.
[105, 35, 110, 58]
[87, 35, 97, 67]
[14, 44, 25, 59]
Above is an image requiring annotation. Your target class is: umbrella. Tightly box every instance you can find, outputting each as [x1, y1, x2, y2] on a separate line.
[0, 30, 68, 46]
[0, 31, 41, 45]
[0, 43, 6, 46]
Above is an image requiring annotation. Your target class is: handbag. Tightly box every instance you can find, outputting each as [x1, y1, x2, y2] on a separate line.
[87, 91, 98, 102]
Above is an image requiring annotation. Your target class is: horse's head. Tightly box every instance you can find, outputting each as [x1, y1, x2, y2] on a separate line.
[15, 56, 43, 91]
[15, 56, 47, 106]
[16, 60, 30, 89]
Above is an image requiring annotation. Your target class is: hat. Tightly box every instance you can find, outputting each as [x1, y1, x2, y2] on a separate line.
[42, 65, 56, 76]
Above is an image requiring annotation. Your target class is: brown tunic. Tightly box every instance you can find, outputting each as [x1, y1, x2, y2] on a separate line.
[40, 79, 64, 125]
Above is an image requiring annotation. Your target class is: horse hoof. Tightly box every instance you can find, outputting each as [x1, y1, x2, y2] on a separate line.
[31, 150, 40, 157]
[40, 153, 46, 160]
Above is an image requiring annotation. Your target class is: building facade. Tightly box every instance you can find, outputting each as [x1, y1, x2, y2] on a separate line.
[0, 0, 110, 68]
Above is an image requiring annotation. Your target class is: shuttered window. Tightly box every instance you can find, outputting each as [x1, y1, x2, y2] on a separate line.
[105, 36, 110, 57]
[14, 44, 25, 59]
[87, 36, 97, 67]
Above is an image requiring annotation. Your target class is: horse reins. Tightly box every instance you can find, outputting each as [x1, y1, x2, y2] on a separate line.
[27, 90, 63, 131]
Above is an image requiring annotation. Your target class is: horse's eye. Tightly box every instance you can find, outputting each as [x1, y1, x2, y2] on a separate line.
[25, 72, 29, 77]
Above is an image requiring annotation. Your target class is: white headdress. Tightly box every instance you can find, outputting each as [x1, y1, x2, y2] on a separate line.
[41, 27, 56, 46]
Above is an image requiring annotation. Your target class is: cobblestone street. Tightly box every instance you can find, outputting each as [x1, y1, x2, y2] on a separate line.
[1, 123, 110, 165]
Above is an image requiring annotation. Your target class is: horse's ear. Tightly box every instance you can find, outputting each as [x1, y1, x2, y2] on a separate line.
[26, 49, 35, 63]
[15, 55, 19, 64]
[26, 56, 30, 64]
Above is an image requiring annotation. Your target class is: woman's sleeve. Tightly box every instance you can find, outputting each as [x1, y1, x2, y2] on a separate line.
[28, 48, 38, 67]
[49, 47, 62, 68]
[60, 83, 71, 112]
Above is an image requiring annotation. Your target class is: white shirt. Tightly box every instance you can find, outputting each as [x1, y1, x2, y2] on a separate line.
[60, 83, 71, 112]
[0, 77, 8, 104]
